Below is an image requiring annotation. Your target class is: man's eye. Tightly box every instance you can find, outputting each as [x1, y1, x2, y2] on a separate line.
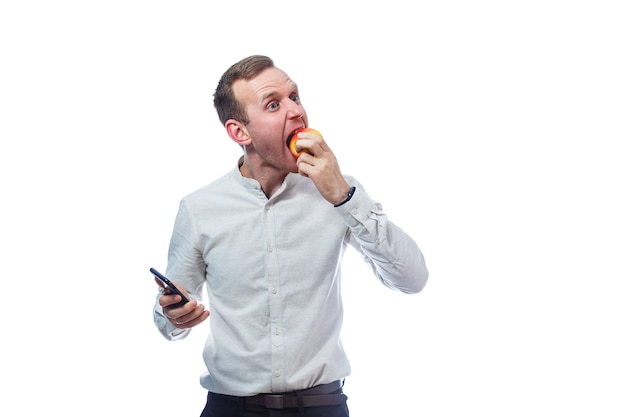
[290, 94, 300, 102]
[267, 102, 278, 110]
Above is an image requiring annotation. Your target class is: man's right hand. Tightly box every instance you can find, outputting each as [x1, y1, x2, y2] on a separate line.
[155, 278, 210, 328]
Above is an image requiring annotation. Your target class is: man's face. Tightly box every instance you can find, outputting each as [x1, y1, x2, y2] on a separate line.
[232, 67, 309, 168]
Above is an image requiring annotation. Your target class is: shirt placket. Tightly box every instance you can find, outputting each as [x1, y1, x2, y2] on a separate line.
[264, 201, 285, 392]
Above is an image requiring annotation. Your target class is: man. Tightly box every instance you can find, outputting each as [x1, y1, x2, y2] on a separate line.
[153, 55, 428, 417]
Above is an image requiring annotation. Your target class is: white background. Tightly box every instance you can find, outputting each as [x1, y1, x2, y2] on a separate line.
[1, 1, 625, 416]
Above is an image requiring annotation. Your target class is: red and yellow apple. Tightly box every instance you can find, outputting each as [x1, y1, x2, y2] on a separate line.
[287, 128, 322, 158]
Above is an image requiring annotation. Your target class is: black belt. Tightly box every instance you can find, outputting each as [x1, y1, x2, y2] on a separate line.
[220, 380, 347, 409]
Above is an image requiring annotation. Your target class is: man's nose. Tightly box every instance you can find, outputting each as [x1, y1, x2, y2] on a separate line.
[286, 99, 304, 119]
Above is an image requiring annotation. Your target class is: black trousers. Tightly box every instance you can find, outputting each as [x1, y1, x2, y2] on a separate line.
[199, 388, 349, 417]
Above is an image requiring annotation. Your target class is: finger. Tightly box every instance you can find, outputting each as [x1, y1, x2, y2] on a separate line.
[178, 309, 210, 328]
[300, 131, 329, 153]
[158, 293, 183, 308]
[172, 305, 209, 327]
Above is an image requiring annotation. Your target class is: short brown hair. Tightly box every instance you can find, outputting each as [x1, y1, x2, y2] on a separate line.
[213, 55, 275, 126]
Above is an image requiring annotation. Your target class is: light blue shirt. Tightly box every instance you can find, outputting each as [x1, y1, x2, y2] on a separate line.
[153, 162, 428, 396]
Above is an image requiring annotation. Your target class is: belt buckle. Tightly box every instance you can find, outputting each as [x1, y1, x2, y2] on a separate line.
[264, 394, 284, 409]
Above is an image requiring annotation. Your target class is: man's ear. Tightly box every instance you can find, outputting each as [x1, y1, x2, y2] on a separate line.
[225, 120, 251, 147]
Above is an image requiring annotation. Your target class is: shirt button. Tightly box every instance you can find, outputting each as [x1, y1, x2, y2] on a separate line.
[271, 287, 278, 294]
[351, 208, 358, 215]
[274, 369, 281, 377]
[274, 328, 280, 335]
[267, 245, 273, 252]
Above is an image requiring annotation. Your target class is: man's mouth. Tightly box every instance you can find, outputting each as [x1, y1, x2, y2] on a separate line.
[286, 128, 304, 147]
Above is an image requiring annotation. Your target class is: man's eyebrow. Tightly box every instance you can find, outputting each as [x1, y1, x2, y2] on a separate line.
[260, 82, 299, 103]
[260, 91, 279, 103]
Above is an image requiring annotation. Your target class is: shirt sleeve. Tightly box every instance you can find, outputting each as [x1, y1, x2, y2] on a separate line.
[336, 181, 429, 294]
[152, 198, 207, 341]
[153, 299, 190, 341]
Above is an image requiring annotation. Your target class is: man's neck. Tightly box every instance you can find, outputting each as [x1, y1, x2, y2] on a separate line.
[239, 159, 289, 199]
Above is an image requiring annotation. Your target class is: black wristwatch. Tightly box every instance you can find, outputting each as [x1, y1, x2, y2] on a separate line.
[334, 186, 356, 207]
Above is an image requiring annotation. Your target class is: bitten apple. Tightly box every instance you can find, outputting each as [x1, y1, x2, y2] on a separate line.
[286, 128, 322, 158]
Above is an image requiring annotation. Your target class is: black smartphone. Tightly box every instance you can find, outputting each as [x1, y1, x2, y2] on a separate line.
[150, 267, 190, 305]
